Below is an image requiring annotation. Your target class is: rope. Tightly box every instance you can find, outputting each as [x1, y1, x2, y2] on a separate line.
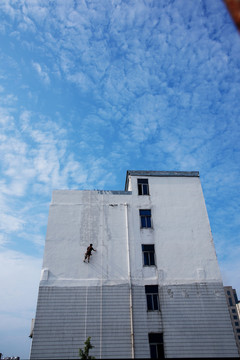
[99, 193, 104, 359]
[84, 191, 91, 340]
[84, 278, 88, 340]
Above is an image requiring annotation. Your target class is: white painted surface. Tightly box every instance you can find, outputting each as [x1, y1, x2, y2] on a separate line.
[42, 192, 130, 286]
[237, 303, 240, 319]
[40, 268, 49, 281]
[128, 175, 222, 285]
[41, 175, 222, 287]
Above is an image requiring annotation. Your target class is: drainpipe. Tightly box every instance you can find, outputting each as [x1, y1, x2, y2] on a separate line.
[124, 203, 135, 358]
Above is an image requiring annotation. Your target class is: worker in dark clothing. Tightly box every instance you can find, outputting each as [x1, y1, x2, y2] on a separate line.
[84, 244, 96, 263]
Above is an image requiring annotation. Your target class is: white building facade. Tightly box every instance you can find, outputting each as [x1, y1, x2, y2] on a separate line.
[30, 171, 238, 359]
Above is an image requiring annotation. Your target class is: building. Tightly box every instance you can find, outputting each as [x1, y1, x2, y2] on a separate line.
[224, 286, 240, 354]
[237, 303, 240, 322]
[30, 170, 238, 359]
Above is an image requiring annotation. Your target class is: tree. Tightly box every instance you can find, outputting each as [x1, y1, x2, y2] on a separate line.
[79, 336, 95, 359]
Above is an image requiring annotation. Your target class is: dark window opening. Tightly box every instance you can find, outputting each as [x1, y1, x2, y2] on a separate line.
[145, 285, 160, 311]
[234, 291, 239, 304]
[237, 329, 240, 333]
[149, 333, 165, 359]
[142, 245, 155, 266]
[140, 209, 152, 228]
[234, 315, 238, 320]
[227, 290, 231, 296]
[229, 297, 233, 306]
[232, 309, 236, 313]
[138, 178, 149, 195]
[235, 322, 239, 326]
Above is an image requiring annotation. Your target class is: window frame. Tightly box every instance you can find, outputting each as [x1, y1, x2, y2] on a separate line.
[142, 245, 156, 267]
[140, 209, 152, 229]
[149, 333, 165, 359]
[145, 285, 160, 311]
[137, 178, 149, 196]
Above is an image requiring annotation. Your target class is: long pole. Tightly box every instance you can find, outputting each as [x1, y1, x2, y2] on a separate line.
[124, 203, 135, 358]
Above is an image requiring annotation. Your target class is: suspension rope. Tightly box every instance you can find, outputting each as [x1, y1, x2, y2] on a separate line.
[99, 193, 104, 359]
[84, 191, 91, 340]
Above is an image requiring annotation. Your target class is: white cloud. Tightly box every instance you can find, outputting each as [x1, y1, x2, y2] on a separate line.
[22, 0, 49, 23]
[32, 61, 50, 84]
[0, 213, 25, 233]
[0, 102, 121, 258]
[55, 0, 76, 22]
[0, 107, 14, 126]
[0, 233, 9, 246]
[66, 71, 94, 92]
[20, 109, 31, 130]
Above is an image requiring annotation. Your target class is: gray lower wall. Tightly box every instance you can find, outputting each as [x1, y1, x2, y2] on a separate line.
[30, 282, 238, 359]
[160, 282, 238, 358]
[30, 284, 132, 359]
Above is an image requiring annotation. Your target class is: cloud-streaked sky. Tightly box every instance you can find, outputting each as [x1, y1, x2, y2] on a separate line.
[0, 0, 240, 358]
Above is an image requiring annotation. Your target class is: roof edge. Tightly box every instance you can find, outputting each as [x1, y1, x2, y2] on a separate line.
[125, 170, 199, 190]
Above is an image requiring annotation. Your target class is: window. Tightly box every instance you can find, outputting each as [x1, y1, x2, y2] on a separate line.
[238, 335, 240, 340]
[237, 329, 240, 333]
[142, 245, 155, 266]
[232, 309, 236, 313]
[234, 292, 239, 304]
[140, 209, 152, 228]
[229, 298, 233, 306]
[234, 315, 238, 320]
[149, 333, 165, 359]
[145, 285, 159, 311]
[227, 290, 231, 296]
[235, 322, 239, 326]
[138, 178, 149, 195]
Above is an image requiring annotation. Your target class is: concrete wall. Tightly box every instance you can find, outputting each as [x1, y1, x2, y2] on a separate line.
[40, 176, 221, 287]
[31, 173, 238, 358]
[31, 284, 238, 359]
[40, 190, 133, 287]
[127, 175, 222, 286]
[31, 285, 132, 359]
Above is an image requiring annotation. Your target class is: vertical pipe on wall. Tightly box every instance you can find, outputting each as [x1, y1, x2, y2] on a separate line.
[124, 203, 135, 358]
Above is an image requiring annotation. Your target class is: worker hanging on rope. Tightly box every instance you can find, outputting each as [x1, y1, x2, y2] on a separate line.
[83, 244, 96, 263]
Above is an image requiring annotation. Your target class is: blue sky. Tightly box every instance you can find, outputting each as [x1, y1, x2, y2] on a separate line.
[0, 0, 240, 358]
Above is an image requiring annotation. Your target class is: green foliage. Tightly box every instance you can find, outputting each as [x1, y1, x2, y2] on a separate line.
[79, 336, 95, 359]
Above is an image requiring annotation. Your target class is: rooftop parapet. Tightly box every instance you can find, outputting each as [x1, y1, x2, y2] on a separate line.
[125, 170, 199, 191]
